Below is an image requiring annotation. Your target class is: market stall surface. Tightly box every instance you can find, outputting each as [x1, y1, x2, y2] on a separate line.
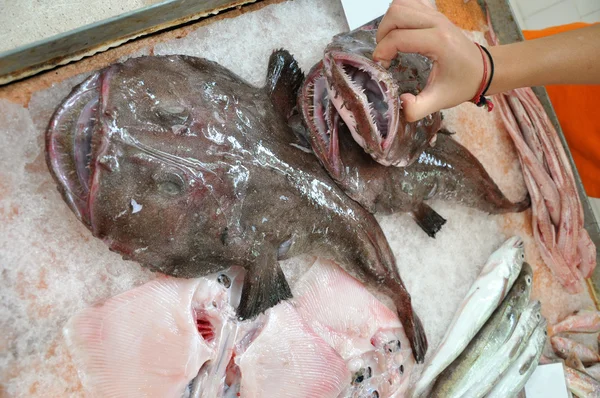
[0, 0, 595, 395]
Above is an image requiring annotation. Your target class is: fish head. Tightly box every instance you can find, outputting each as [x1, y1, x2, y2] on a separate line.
[482, 236, 525, 279]
[322, 28, 441, 167]
[46, 56, 266, 276]
[299, 61, 345, 181]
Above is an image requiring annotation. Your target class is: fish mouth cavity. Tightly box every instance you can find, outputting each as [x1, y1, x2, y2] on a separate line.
[46, 72, 105, 227]
[301, 62, 343, 179]
[326, 52, 398, 146]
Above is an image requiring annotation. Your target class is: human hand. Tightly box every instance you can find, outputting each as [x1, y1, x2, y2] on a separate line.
[373, 0, 487, 122]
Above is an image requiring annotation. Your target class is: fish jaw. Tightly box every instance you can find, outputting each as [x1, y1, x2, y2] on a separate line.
[46, 71, 107, 228]
[299, 61, 344, 180]
[322, 50, 400, 166]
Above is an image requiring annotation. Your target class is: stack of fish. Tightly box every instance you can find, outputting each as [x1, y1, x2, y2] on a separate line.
[485, 11, 597, 294]
[412, 236, 548, 397]
[545, 310, 600, 397]
[63, 258, 416, 397]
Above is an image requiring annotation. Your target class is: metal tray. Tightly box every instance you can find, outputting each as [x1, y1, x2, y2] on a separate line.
[0, 0, 258, 85]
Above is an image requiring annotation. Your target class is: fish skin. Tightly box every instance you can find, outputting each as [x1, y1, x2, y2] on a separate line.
[296, 62, 529, 238]
[565, 367, 600, 398]
[411, 236, 525, 397]
[430, 262, 534, 397]
[566, 351, 587, 372]
[438, 300, 543, 398]
[321, 17, 441, 168]
[293, 258, 415, 398]
[550, 310, 600, 335]
[63, 269, 244, 398]
[552, 336, 600, 365]
[585, 364, 600, 381]
[45, 51, 427, 362]
[485, 318, 548, 398]
[235, 302, 351, 398]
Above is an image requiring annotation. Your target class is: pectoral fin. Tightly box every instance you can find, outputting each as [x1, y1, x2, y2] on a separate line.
[411, 202, 447, 238]
[237, 247, 293, 320]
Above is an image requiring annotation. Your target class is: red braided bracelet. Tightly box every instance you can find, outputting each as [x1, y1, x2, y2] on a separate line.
[471, 43, 494, 112]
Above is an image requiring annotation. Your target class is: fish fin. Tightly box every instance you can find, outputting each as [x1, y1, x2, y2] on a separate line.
[411, 203, 447, 238]
[287, 113, 313, 151]
[265, 49, 304, 121]
[438, 128, 455, 136]
[236, 248, 293, 320]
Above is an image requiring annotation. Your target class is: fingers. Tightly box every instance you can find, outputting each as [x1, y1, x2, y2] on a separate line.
[375, 5, 438, 44]
[373, 28, 439, 65]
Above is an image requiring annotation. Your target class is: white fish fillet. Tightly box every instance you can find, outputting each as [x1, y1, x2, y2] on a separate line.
[236, 301, 350, 398]
[412, 236, 525, 397]
[64, 272, 239, 398]
[293, 258, 415, 397]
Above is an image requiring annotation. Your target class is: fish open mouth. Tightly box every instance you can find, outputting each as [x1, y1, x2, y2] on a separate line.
[299, 61, 344, 180]
[323, 52, 399, 158]
[46, 72, 106, 228]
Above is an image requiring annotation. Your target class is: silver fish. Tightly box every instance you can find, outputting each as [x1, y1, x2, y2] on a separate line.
[461, 301, 544, 397]
[486, 318, 548, 398]
[412, 236, 525, 396]
[430, 263, 534, 397]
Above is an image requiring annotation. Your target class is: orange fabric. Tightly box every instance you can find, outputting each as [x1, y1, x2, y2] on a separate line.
[522, 23, 600, 198]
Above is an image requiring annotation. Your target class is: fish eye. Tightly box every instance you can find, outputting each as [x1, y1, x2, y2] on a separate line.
[399, 365, 404, 375]
[154, 172, 185, 196]
[520, 253, 525, 260]
[526, 276, 532, 285]
[217, 274, 231, 288]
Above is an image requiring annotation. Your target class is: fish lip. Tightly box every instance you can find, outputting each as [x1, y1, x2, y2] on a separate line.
[322, 51, 400, 165]
[299, 61, 344, 180]
[46, 67, 115, 231]
[46, 72, 105, 227]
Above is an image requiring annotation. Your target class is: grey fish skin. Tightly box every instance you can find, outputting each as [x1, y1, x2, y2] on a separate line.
[296, 63, 529, 238]
[45, 50, 427, 362]
[322, 17, 441, 167]
[430, 263, 534, 398]
[486, 318, 548, 398]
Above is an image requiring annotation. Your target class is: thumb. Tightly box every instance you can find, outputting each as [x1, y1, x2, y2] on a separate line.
[400, 84, 443, 122]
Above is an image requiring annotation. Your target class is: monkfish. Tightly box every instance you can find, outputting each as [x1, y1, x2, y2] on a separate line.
[45, 50, 427, 361]
[295, 60, 530, 237]
[321, 17, 441, 167]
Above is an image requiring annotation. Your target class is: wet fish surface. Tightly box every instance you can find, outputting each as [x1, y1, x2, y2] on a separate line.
[295, 33, 529, 237]
[412, 236, 525, 396]
[45, 50, 427, 361]
[430, 263, 534, 397]
[320, 17, 441, 167]
[485, 318, 548, 398]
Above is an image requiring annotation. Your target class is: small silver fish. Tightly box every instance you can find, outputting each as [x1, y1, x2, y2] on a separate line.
[412, 236, 525, 396]
[486, 317, 548, 398]
[430, 263, 534, 397]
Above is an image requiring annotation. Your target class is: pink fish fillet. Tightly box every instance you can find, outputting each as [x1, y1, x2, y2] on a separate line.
[64, 272, 241, 398]
[235, 301, 351, 398]
[293, 258, 415, 397]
